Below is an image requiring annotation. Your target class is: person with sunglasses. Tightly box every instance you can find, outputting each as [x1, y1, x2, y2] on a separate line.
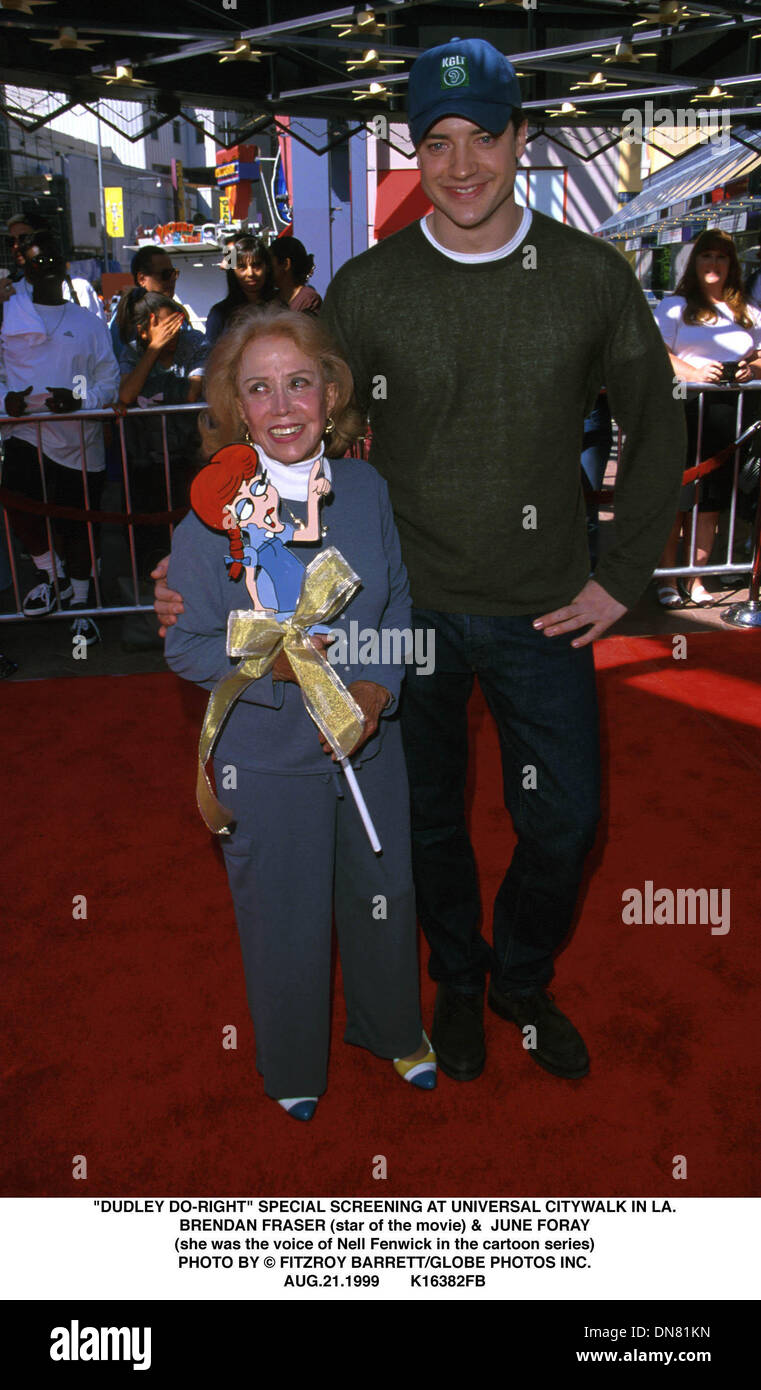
[5, 213, 46, 289]
[109, 247, 182, 356]
[3, 214, 104, 322]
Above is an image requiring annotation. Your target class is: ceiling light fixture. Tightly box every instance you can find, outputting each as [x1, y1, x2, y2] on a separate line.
[31, 26, 101, 52]
[97, 64, 149, 86]
[352, 81, 388, 102]
[217, 40, 264, 64]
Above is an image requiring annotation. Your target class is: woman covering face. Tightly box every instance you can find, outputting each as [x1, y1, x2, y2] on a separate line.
[116, 290, 208, 573]
[163, 305, 436, 1122]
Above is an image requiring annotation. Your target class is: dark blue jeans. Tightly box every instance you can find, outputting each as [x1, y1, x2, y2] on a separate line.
[401, 610, 601, 996]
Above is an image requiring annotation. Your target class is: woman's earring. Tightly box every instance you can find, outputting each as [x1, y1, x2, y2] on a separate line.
[324, 416, 335, 436]
[244, 427, 256, 448]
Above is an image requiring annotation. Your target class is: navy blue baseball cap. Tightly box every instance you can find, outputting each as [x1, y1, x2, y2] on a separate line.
[407, 37, 522, 147]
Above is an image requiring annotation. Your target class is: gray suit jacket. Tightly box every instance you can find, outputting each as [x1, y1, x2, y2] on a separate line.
[165, 457, 412, 775]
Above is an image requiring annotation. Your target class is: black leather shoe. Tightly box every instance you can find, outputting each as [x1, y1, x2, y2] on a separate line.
[431, 984, 485, 1082]
[488, 984, 590, 1079]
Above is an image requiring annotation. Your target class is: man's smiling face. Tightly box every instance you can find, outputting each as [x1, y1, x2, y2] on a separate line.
[416, 116, 528, 248]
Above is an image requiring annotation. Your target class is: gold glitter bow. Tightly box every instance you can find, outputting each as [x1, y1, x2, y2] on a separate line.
[196, 546, 365, 834]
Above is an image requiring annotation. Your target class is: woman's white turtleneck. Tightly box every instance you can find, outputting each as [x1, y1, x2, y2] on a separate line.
[253, 442, 332, 502]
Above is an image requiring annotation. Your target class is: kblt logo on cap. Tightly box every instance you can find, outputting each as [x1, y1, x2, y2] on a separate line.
[441, 54, 469, 88]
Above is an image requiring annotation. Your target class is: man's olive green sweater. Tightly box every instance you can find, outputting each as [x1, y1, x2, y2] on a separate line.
[322, 211, 686, 615]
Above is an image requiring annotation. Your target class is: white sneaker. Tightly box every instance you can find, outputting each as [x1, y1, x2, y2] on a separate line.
[22, 577, 74, 616]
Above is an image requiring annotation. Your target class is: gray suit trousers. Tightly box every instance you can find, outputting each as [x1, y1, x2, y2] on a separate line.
[214, 723, 422, 1098]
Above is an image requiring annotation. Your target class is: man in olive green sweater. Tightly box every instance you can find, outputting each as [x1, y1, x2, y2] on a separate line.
[155, 39, 685, 1088]
[320, 38, 685, 1085]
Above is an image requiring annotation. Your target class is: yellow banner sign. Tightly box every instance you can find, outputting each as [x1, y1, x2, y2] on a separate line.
[104, 187, 124, 238]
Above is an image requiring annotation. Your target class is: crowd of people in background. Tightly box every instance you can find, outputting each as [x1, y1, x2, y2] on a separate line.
[0, 225, 119, 647]
[0, 218, 323, 652]
[1, 206, 760, 667]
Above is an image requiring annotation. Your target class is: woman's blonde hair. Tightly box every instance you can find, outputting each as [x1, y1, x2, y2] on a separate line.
[199, 304, 365, 458]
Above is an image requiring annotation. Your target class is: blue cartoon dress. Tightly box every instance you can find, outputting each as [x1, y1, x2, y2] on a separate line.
[232, 520, 303, 616]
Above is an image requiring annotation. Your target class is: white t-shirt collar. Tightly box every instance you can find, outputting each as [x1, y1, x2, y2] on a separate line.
[253, 442, 332, 503]
[419, 207, 532, 264]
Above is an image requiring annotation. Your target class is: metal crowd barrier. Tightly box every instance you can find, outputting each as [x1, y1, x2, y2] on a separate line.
[652, 381, 761, 628]
[0, 401, 203, 622]
[1, 388, 760, 630]
[652, 381, 760, 574]
[589, 380, 761, 627]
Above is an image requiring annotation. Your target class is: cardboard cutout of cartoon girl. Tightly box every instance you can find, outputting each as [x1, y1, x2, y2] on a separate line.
[190, 442, 331, 616]
[189, 442, 382, 853]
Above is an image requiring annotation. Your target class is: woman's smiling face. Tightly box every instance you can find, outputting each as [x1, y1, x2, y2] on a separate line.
[237, 334, 337, 465]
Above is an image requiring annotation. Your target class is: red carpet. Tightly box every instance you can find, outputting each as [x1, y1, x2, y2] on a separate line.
[3, 633, 760, 1196]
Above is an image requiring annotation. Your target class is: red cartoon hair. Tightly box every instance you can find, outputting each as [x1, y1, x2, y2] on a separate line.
[190, 442, 261, 581]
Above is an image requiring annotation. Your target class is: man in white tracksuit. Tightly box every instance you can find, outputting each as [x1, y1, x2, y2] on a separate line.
[0, 231, 119, 644]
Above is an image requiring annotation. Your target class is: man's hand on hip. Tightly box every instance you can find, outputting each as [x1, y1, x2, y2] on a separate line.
[533, 578, 627, 647]
[151, 555, 184, 638]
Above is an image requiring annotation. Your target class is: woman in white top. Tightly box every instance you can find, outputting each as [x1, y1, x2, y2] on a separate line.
[653, 229, 761, 605]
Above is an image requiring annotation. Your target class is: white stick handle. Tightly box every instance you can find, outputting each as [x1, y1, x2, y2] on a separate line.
[339, 756, 382, 854]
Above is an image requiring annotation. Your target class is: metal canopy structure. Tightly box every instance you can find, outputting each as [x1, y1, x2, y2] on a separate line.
[2, 1, 761, 145]
[599, 125, 761, 229]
